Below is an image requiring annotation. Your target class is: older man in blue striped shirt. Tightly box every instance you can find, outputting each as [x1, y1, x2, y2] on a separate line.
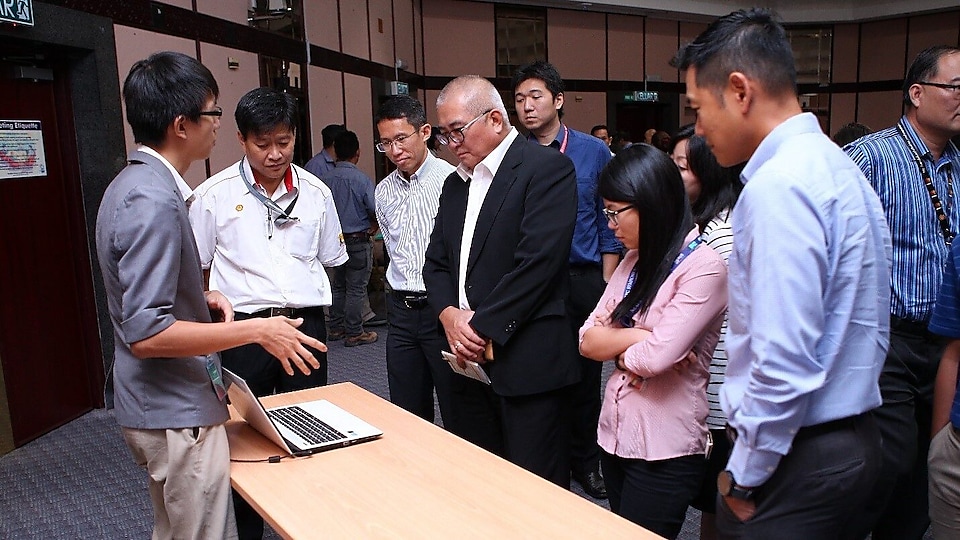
[374, 95, 482, 436]
[845, 45, 960, 540]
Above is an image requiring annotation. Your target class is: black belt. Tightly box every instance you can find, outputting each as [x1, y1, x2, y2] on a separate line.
[391, 290, 429, 309]
[890, 315, 933, 338]
[726, 412, 868, 445]
[569, 263, 602, 276]
[343, 231, 370, 244]
[243, 306, 325, 319]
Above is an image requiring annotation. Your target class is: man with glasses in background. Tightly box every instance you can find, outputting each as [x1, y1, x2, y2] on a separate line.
[423, 75, 581, 486]
[373, 95, 479, 433]
[845, 45, 960, 540]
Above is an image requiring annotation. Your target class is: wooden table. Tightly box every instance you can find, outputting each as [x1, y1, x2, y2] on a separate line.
[227, 382, 661, 539]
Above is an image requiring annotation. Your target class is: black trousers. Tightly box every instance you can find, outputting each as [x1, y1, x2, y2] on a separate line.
[566, 264, 607, 476]
[224, 307, 327, 540]
[716, 413, 882, 540]
[601, 451, 705, 540]
[861, 320, 945, 540]
[385, 291, 472, 435]
[457, 383, 574, 488]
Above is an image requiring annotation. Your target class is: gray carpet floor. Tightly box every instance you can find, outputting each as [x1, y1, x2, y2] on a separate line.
[0, 324, 703, 539]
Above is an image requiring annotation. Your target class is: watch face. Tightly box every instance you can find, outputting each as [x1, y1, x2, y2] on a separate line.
[717, 471, 733, 496]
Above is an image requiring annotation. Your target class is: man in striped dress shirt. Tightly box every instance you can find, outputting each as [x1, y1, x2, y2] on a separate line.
[845, 45, 960, 540]
[374, 95, 477, 435]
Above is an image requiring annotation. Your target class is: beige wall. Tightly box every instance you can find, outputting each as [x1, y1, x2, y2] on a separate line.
[369, 0, 395, 67]
[562, 92, 607, 135]
[858, 91, 903, 134]
[547, 10, 606, 80]
[393, 0, 420, 74]
[645, 18, 680, 83]
[308, 66, 346, 158]
[304, 0, 340, 51]
[343, 73, 376, 179]
[422, 0, 494, 77]
[200, 43, 261, 183]
[608, 15, 644, 82]
[340, 1, 370, 60]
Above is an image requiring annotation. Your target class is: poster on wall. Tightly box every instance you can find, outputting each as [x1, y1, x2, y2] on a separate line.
[0, 120, 47, 180]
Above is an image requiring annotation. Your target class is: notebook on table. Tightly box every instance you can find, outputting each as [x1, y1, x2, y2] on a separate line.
[223, 367, 382, 455]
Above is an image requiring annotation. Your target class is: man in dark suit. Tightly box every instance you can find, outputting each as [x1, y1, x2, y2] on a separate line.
[423, 75, 581, 487]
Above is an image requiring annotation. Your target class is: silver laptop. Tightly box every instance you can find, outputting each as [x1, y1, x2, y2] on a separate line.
[223, 368, 382, 455]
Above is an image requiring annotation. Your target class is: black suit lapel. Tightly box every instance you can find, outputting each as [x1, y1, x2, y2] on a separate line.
[446, 175, 470, 276]
[466, 136, 526, 275]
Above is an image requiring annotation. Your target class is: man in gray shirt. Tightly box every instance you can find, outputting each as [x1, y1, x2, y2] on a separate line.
[96, 51, 323, 539]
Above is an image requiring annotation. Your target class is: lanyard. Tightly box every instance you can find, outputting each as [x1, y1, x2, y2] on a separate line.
[558, 125, 569, 154]
[619, 236, 703, 327]
[897, 122, 955, 246]
[238, 157, 300, 239]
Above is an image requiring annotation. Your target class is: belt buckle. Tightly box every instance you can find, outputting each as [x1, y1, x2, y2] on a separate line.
[270, 307, 294, 318]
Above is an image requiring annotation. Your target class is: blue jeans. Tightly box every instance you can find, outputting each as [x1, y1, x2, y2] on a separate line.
[330, 240, 372, 336]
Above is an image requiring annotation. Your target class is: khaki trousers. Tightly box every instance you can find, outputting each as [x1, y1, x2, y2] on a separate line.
[929, 423, 960, 539]
[122, 425, 237, 540]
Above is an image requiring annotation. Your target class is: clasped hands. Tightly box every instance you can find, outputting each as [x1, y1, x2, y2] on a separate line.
[439, 306, 488, 367]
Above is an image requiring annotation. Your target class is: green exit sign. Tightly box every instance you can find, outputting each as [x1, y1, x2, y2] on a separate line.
[624, 91, 659, 103]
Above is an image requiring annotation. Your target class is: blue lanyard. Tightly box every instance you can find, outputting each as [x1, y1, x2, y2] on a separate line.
[619, 236, 703, 327]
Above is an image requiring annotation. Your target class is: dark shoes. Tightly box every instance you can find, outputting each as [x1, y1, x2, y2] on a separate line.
[327, 328, 345, 341]
[573, 470, 607, 499]
[344, 331, 378, 347]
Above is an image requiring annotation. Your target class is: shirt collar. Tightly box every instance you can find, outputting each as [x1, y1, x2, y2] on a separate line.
[138, 145, 193, 202]
[396, 152, 433, 183]
[241, 158, 298, 198]
[456, 127, 519, 182]
[525, 123, 565, 148]
[742, 112, 819, 186]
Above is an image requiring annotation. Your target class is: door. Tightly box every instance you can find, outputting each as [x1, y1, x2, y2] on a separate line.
[0, 57, 104, 445]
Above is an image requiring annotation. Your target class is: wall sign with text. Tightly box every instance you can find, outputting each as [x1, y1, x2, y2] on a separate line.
[0, 0, 33, 26]
[0, 120, 47, 180]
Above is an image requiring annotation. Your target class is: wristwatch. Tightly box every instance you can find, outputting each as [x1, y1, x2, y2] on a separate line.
[717, 470, 755, 500]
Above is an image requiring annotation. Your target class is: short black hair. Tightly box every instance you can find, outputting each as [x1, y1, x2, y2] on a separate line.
[831, 122, 872, 147]
[599, 144, 693, 323]
[122, 51, 219, 147]
[903, 46, 960, 107]
[321, 123, 346, 148]
[235, 87, 298, 139]
[512, 60, 565, 118]
[333, 130, 360, 161]
[375, 95, 427, 129]
[672, 8, 796, 99]
[591, 125, 608, 135]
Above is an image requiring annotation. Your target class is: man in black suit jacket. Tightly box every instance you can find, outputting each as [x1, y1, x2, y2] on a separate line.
[423, 75, 581, 487]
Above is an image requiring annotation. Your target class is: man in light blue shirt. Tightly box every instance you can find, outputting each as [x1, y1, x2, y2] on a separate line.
[675, 9, 890, 539]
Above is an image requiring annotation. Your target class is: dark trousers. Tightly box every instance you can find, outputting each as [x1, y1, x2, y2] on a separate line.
[225, 307, 327, 540]
[861, 321, 945, 540]
[567, 264, 606, 477]
[600, 451, 705, 540]
[716, 413, 882, 540]
[331, 239, 372, 336]
[385, 291, 471, 434]
[458, 384, 574, 488]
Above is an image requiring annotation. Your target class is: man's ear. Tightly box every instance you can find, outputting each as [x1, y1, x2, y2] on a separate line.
[171, 115, 188, 141]
[908, 83, 923, 108]
[490, 109, 506, 134]
[554, 91, 565, 111]
[236, 131, 246, 148]
[728, 72, 753, 113]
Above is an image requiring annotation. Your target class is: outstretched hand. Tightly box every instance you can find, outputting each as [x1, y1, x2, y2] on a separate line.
[256, 317, 326, 375]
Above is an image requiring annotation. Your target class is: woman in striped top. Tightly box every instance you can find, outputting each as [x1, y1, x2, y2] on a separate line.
[670, 124, 742, 540]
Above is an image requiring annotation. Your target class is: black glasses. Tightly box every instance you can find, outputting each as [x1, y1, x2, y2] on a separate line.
[199, 106, 223, 117]
[917, 81, 960, 95]
[437, 109, 493, 146]
[375, 128, 421, 153]
[602, 204, 635, 226]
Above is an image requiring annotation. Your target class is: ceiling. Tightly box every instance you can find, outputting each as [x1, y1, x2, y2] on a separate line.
[472, 0, 960, 23]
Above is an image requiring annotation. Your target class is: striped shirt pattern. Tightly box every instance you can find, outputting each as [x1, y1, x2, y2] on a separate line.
[845, 116, 960, 322]
[375, 152, 455, 292]
[702, 209, 734, 429]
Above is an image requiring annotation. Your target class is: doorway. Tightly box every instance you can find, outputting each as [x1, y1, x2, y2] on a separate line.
[0, 56, 104, 446]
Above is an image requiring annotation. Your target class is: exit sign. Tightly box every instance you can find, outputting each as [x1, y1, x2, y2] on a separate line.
[0, 0, 33, 26]
[624, 91, 659, 103]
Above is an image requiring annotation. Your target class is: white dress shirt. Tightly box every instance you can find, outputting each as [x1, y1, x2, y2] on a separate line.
[190, 160, 348, 313]
[456, 128, 519, 309]
[375, 152, 454, 293]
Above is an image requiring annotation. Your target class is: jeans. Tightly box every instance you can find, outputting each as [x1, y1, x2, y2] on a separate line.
[330, 240, 372, 336]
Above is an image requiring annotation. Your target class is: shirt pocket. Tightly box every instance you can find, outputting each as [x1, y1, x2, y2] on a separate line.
[284, 218, 320, 260]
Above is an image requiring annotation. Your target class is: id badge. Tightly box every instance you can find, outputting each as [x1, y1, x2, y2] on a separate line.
[205, 357, 227, 402]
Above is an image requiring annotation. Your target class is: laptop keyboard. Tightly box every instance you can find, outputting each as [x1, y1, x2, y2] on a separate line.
[268, 406, 346, 445]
